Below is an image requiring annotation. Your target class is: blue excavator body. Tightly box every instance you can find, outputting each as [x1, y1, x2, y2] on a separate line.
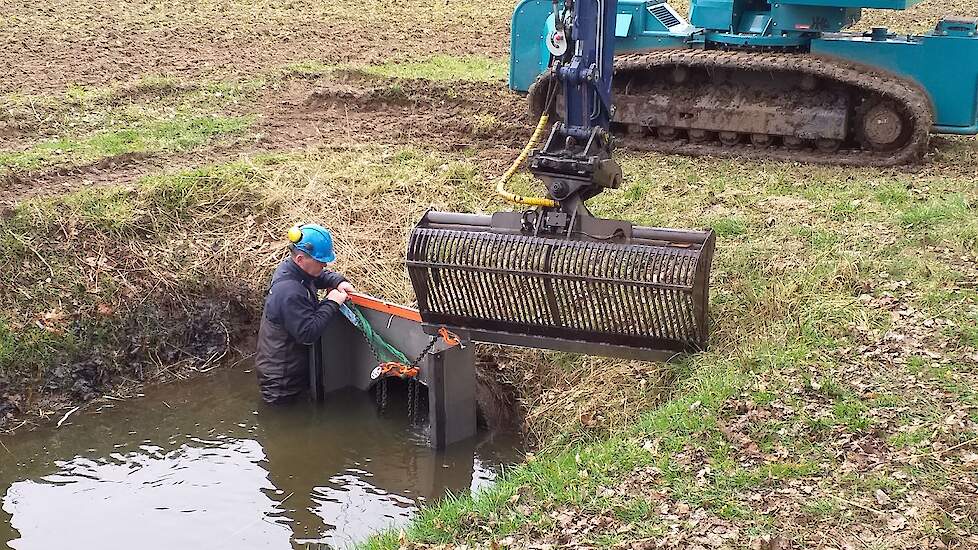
[511, 0, 978, 148]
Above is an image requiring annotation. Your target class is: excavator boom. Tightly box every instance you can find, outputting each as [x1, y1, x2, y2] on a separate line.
[406, 0, 717, 361]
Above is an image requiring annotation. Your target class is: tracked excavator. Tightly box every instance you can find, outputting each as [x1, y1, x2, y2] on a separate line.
[406, 0, 715, 361]
[512, 0, 978, 166]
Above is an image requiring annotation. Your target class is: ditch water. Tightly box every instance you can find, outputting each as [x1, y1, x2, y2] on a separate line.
[0, 365, 522, 549]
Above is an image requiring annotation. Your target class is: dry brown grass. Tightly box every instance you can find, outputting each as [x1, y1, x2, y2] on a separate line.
[486, 349, 673, 446]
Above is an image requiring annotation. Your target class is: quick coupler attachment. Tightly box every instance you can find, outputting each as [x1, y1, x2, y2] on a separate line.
[406, 211, 716, 362]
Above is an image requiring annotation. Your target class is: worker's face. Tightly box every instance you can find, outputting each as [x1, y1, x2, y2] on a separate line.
[293, 252, 327, 277]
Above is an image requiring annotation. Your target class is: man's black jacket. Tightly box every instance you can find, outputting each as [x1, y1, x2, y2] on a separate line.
[255, 258, 347, 404]
[264, 258, 347, 345]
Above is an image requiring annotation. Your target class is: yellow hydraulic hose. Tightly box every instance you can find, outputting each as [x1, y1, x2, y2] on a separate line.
[496, 114, 558, 208]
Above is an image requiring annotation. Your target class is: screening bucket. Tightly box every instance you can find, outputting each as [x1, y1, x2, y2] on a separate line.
[406, 211, 716, 362]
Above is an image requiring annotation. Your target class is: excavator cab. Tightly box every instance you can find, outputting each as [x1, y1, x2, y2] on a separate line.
[407, 0, 717, 361]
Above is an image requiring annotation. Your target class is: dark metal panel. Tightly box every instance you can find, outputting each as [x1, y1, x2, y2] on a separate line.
[313, 304, 478, 448]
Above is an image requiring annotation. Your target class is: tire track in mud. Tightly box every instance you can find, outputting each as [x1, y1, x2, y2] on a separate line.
[1, 77, 530, 205]
[257, 75, 528, 151]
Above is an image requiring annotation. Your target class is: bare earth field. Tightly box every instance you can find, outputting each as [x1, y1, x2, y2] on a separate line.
[0, 0, 513, 95]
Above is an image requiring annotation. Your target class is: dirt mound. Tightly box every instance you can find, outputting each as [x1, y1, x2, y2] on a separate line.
[258, 76, 528, 152]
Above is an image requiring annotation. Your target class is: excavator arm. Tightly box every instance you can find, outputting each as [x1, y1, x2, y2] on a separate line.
[405, 0, 717, 361]
[528, 0, 623, 228]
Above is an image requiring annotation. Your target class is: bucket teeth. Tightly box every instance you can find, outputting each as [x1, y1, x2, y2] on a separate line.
[407, 212, 715, 361]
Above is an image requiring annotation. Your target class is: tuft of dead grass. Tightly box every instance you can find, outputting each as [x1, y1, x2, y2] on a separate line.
[485, 349, 673, 446]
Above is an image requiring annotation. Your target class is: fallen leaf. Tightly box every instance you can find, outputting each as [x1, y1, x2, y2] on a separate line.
[874, 489, 891, 506]
[888, 514, 907, 532]
[42, 309, 66, 322]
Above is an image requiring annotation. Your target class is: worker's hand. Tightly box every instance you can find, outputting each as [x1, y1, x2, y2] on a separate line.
[326, 289, 348, 305]
[337, 281, 356, 294]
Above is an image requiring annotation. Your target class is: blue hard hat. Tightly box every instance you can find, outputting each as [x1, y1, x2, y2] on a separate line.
[288, 223, 336, 263]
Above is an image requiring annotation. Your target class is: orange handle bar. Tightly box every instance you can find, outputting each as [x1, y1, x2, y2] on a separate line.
[348, 291, 422, 323]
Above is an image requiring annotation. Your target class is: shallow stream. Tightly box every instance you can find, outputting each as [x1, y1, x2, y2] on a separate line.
[0, 366, 521, 549]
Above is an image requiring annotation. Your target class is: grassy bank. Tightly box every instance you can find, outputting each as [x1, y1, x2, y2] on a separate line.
[0, 161, 273, 424]
[368, 144, 978, 548]
[3, 134, 974, 545]
[363, 145, 978, 547]
[0, 145, 507, 427]
[1, 10, 976, 544]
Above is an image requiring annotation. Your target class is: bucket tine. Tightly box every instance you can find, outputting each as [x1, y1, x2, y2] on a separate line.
[406, 211, 716, 362]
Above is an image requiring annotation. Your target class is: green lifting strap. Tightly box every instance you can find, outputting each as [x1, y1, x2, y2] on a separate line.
[340, 303, 411, 365]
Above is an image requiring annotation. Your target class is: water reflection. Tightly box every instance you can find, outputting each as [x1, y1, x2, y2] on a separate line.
[0, 366, 521, 549]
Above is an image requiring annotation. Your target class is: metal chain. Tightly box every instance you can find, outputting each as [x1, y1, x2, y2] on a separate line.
[352, 306, 440, 420]
[355, 312, 438, 370]
[409, 336, 439, 368]
[358, 323, 386, 364]
[378, 378, 388, 413]
[408, 337, 437, 425]
[414, 379, 424, 426]
[407, 378, 415, 423]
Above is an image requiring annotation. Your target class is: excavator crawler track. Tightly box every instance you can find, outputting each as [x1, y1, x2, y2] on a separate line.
[529, 49, 934, 167]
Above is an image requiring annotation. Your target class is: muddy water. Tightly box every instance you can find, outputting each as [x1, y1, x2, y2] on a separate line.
[0, 366, 521, 549]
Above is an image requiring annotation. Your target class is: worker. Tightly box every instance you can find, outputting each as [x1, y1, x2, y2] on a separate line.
[256, 223, 356, 404]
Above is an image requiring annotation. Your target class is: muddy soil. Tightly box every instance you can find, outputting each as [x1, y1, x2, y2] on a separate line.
[0, 292, 255, 431]
[1, 0, 513, 95]
[259, 74, 527, 149]
[1, 74, 529, 205]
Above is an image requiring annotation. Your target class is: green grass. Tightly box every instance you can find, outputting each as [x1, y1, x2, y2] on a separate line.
[0, 318, 73, 377]
[900, 195, 971, 228]
[962, 323, 978, 348]
[361, 55, 508, 82]
[275, 55, 509, 83]
[279, 60, 332, 78]
[355, 135, 977, 547]
[0, 115, 251, 172]
[801, 498, 839, 518]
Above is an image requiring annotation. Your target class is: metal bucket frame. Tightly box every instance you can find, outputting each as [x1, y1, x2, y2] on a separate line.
[407, 210, 716, 362]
